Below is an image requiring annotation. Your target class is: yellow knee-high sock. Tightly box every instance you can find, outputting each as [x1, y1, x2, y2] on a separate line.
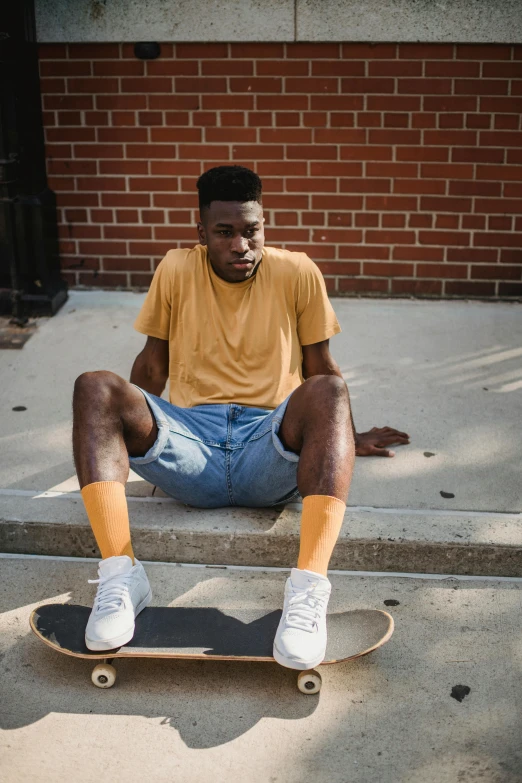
[297, 495, 346, 577]
[81, 481, 134, 561]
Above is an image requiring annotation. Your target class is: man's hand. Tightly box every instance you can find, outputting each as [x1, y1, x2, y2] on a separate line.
[355, 426, 410, 458]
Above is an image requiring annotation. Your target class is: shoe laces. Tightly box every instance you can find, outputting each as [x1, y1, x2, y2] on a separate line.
[88, 572, 133, 613]
[284, 584, 330, 632]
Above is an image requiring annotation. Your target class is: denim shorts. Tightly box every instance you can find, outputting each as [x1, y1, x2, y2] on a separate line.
[129, 387, 301, 508]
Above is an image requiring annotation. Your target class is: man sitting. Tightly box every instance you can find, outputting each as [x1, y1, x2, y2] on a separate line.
[73, 165, 409, 670]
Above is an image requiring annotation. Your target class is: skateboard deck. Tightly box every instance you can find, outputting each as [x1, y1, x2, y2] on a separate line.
[30, 603, 393, 693]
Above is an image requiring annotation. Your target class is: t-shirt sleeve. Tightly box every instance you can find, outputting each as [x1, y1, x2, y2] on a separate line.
[133, 253, 173, 340]
[295, 255, 342, 346]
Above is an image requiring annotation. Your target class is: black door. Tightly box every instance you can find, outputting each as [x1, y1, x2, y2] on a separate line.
[0, 0, 67, 318]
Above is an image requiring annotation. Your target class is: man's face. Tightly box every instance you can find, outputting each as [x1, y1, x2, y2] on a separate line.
[197, 200, 265, 283]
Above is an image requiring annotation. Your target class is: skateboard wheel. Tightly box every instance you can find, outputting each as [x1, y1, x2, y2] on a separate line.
[91, 663, 117, 689]
[297, 670, 322, 694]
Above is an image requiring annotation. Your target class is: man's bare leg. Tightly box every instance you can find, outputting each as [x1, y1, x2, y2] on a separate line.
[278, 373, 355, 501]
[73, 371, 157, 650]
[273, 375, 355, 669]
[73, 370, 157, 489]
[278, 374, 354, 574]
[73, 370, 157, 560]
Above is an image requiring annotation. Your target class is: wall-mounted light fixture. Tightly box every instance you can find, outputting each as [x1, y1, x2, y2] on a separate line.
[134, 42, 161, 60]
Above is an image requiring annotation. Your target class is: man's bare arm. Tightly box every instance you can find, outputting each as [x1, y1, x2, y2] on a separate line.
[301, 340, 410, 458]
[130, 336, 169, 396]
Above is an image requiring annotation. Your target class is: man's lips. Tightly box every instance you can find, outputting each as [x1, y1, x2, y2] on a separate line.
[230, 259, 254, 268]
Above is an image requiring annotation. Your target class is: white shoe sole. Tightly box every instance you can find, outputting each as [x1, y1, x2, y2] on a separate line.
[273, 642, 326, 671]
[85, 587, 152, 651]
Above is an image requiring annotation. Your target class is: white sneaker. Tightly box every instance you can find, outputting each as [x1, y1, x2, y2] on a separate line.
[85, 555, 152, 651]
[273, 568, 332, 670]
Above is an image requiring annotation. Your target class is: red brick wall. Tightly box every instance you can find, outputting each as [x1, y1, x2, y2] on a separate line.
[38, 42, 522, 298]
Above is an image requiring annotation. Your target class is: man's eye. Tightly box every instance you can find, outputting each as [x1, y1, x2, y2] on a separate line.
[219, 229, 257, 236]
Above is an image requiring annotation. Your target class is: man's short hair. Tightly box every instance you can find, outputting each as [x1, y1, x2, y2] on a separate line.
[197, 165, 263, 215]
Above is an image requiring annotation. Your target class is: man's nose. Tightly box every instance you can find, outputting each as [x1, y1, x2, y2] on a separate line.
[231, 234, 249, 253]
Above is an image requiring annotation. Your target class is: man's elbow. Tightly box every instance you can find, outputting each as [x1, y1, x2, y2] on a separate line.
[130, 352, 167, 387]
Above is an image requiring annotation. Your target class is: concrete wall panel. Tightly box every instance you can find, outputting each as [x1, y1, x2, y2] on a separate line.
[296, 0, 522, 43]
[36, 0, 295, 43]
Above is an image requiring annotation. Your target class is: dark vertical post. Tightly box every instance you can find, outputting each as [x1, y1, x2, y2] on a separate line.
[0, 0, 67, 318]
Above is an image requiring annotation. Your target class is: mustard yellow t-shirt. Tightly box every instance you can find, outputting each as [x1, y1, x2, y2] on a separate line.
[134, 243, 341, 409]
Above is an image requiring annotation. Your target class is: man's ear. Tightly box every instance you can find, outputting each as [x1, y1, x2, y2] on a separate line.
[197, 221, 206, 245]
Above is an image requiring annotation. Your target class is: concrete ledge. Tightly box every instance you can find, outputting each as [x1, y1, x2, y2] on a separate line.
[35, 0, 522, 43]
[1, 493, 521, 577]
[296, 0, 522, 44]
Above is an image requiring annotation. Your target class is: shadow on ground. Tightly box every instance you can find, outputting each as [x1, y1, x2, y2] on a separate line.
[1, 626, 320, 747]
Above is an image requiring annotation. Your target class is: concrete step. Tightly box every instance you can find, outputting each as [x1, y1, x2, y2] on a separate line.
[1, 489, 521, 577]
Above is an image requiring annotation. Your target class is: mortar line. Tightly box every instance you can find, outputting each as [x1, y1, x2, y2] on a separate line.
[0, 488, 520, 519]
[1, 552, 521, 583]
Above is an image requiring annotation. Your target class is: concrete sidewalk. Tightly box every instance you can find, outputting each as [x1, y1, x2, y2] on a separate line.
[1, 292, 521, 574]
[1, 555, 521, 783]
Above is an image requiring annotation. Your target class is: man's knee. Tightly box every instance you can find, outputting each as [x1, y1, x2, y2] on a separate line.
[301, 374, 349, 406]
[73, 370, 124, 412]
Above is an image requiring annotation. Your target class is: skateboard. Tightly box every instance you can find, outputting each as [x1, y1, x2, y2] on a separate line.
[30, 603, 394, 694]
